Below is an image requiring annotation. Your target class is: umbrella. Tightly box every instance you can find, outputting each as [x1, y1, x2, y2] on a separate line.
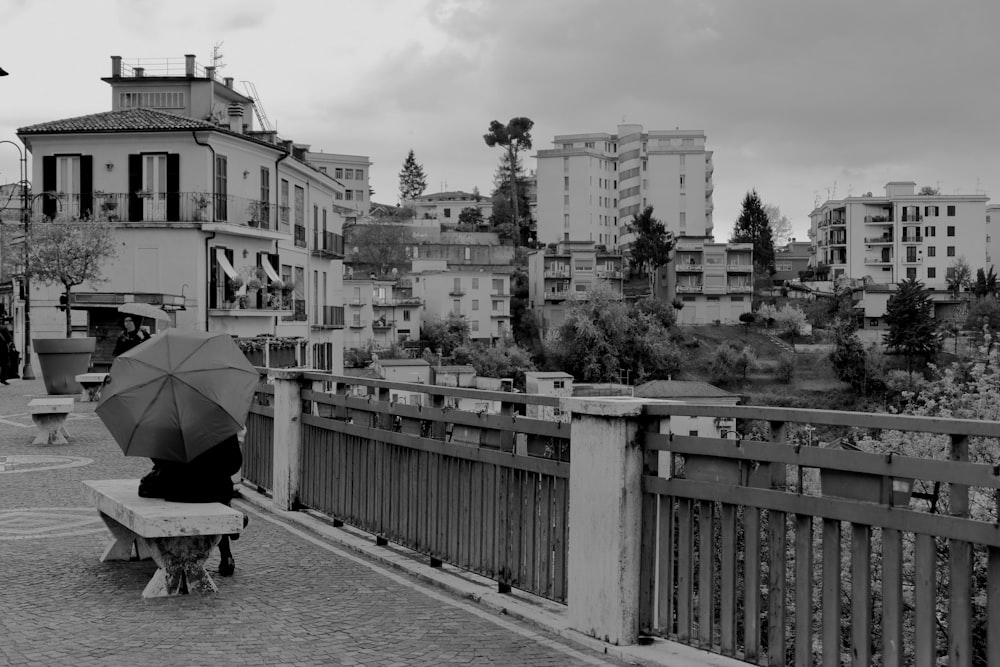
[96, 329, 261, 463]
[118, 302, 172, 323]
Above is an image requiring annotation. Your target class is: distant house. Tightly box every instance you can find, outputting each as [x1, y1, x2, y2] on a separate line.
[634, 380, 740, 439]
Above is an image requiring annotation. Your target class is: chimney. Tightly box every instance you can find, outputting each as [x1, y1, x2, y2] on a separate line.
[224, 77, 233, 89]
[185, 54, 196, 77]
[111, 56, 122, 78]
[205, 65, 215, 80]
[227, 103, 244, 133]
[134, 67, 144, 78]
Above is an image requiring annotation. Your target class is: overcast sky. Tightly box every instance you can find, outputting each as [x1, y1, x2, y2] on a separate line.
[1, 0, 997, 242]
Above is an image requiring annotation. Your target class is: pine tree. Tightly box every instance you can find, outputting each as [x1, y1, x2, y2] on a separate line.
[883, 276, 941, 374]
[484, 117, 534, 245]
[629, 206, 674, 277]
[398, 149, 427, 203]
[730, 189, 775, 277]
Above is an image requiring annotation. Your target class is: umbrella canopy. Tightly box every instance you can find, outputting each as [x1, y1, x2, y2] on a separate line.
[96, 329, 261, 463]
[118, 302, 172, 323]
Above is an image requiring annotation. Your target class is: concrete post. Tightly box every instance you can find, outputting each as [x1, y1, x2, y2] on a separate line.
[562, 397, 647, 646]
[269, 369, 304, 510]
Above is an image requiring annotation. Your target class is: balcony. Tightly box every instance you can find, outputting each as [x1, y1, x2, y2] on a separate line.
[293, 224, 307, 248]
[311, 231, 345, 259]
[901, 235, 923, 243]
[543, 269, 570, 279]
[312, 305, 345, 329]
[372, 319, 395, 330]
[727, 263, 753, 272]
[544, 290, 568, 301]
[448, 289, 466, 297]
[677, 263, 703, 272]
[864, 235, 893, 244]
[676, 285, 703, 293]
[728, 284, 753, 293]
[901, 256, 923, 265]
[348, 319, 367, 329]
[865, 257, 892, 265]
[864, 215, 893, 224]
[596, 269, 623, 279]
[348, 298, 365, 307]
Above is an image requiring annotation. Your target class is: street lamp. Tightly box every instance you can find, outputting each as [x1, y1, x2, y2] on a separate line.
[0, 139, 34, 380]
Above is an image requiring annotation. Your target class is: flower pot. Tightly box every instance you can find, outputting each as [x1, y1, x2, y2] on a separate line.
[33, 337, 97, 395]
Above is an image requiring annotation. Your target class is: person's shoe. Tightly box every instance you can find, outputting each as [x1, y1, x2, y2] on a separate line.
[219, 555, 235, 577]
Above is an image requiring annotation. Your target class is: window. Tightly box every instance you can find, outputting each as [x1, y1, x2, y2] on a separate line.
[470, 321, 479, 332]
[452, 300, 461, 314]
[492, 300, 501, 311]
[119, 91, 184, 109]
[453, 277, 461, 292]
[280, 179, 289, 224]
[492, 278, 503, 292]
[259, 167, 270, 225]
[465, 247, 472, 261]
[334, 168, 343, 179]
[906, 247, 917, 262]
[925, 206, 939, 217]
[403, 310, 410, 322]
[354, 190, 363, 201]
[925, 226, 936, 237]
[345, 190, 353, 201]
[947, 226, 955, 236]
[906, 267, 917, 280]
[443, 208, 451, 218]
[947, 246, 956, 257]
[472, 299, 479, 311]
[564, 194, 569, 205]
[928, 267, 937, 279]
[345, 169, 354, 179]
[928, 247, 936, 257]
[553, 380, 565, 389]
[564, 176, 569, 190]
[472, 277, 478, 289]
[214, 155, 227, 221]
[334, 191, 343, 200]
[564, 214, 570, 228]
[947, 205, 956, 216]
[679, 175, 685, 189]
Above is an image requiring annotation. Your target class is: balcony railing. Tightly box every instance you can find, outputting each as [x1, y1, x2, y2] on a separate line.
[596, 269, 623, 279]
[864, 236, 893, 244]
[676, 285, 703, 293]
[544, 290, 568, 301]
[349, 320, 367, 329]
[372, 319, 395, 330]
[448, 289, 466, 297]
[677, 263, 703, 272]
[865, 257, 892, 265]
[311, 231, 345, 258]
[26, 192, 284, 232]
[727, 284, 752, 293]
[316, 306, 345, 328]
[901, 235, 924, 243]
[544, 269, 570, 279]
[864, 215, 893, 224]
[727, 263, 753, 272]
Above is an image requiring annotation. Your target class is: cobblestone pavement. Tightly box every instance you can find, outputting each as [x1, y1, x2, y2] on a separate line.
[0, 377, 638, 667]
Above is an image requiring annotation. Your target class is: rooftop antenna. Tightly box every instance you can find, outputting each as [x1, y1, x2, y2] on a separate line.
[242, 80, 273, 132]
[211, 42, 225, 72]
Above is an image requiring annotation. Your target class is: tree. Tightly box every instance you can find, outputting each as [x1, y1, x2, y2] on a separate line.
[731, 189, 775, 278]
[830, 317, 884, 396]
[344, 223, 413, 277]
[629, 206, 675, 278]
[709, 341, 758, 384]
[421, 313, 470, 356]
[972, 266, 998, 298]
[918, 185, 940, 195]
[461, 340, 537, 390]
[883, 277, 941, 374]
[484, 117, 533, 244]
[544, 282, 681, 383]
[965, 296, 1000, 344]
[774, 303, 807, 350]
[739, 311, 758, 334]
[947, 257, 972, 298]
[457, 206, 484, 229]
[22, 219, 118, 337]
[763, 203, 794, 246]
[398, 149, 427, 203]
[488, 156, 534, 243]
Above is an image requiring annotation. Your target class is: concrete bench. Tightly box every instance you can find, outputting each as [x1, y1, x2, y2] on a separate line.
[27, 397, 74, 445]
[81, 479, 245, 598]
[75, 372, 109, 402]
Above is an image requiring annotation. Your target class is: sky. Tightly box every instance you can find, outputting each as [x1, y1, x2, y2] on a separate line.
[1, 0, 997, 243]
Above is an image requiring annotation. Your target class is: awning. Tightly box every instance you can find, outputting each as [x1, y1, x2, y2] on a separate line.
[261, 257, 280, 282]
[216, 249, 238, 280]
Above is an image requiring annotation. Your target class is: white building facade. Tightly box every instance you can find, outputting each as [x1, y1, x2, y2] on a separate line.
[534, 124, 714, 249]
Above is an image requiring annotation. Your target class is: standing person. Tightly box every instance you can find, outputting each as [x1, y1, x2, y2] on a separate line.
[0, 325, 12, 385]
[112, 316, 150, 357]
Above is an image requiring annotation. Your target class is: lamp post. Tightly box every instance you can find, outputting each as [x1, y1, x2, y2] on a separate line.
[0, 139, 34, 380]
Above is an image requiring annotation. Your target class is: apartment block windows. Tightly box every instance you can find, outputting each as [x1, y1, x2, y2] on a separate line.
[563, 157, 569, 171]
[453, 277, 461, 292]
[907, 267, 917, 280]
[492, 278, 503, 293]
[680, 212, 686, 228]
[492, 300, 501, 311]
[294, 186, 306, 247]
[947, 226, 955, 236]
[947, 205, 956, 216]
[564, 195, 569, 206]
[947, 246, 956, 257]
[906, 247, 918, 262]
[928, 267, 937, 279]
[344, 190, 353, 201]
[928, 247, 936, 257]
[471, 277, 478, 289]
[925, 206, 939, 217]
[280, 179, 289, 225]
[403, 310, 411, 322]
[354, 190, 364, 201]
[564, 214, 570, 228]
[925, 226, 936, 237]
[214, 155, 227, 221]
[679, 175, 686, 190]
[260, 167, 270, 225]
[472, 299, 479, 311]
[334, 168, 343, 179]
[564, 176, 569, 190]
[465, 247, 472, 261]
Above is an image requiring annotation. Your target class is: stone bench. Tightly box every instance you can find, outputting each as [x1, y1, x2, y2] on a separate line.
[75, 372, 109, 402]
[81, 479, 245, 598]
[27, 397, 74, 445]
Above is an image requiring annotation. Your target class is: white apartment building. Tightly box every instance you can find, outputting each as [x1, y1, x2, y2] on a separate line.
[404, 190, 492, 226]
[810, 181, 989, 289]
[305, 151, 371, 224]
[534, 124, 714, 249]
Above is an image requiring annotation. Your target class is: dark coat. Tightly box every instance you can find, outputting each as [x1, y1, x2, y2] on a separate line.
[140, 434, 243, 504]
[113, 329, 150, 357]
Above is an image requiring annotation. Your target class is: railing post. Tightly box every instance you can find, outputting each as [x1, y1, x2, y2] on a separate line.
[269, 369, 304, 511]
[563, 397, 647, 646]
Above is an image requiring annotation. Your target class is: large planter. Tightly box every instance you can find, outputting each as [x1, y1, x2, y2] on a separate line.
[33, 337, 97, 395]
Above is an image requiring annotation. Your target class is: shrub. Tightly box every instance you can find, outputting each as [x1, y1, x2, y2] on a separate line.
[775, 353, 795, 383]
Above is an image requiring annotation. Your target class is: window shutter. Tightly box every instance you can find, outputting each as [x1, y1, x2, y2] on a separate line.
[80, 155, 93, 219]
[166, 153, 180, 220]
[209, 247, 219, 308]
[42, 155, 56, 218]
[128, 154, 142, 221]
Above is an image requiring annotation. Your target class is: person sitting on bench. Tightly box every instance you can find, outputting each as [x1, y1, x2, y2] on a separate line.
[138, 433, 247, 577]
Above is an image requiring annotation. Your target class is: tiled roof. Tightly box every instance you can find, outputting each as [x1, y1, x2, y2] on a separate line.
[18, 108, 216, 134]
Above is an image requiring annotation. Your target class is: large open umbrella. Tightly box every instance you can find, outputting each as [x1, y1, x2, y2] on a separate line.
[118, 302, 172, 323]
[96, 329, 261, 463]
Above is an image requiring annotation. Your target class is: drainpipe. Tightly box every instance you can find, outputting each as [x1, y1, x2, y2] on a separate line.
[193, 131, 218, 332]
